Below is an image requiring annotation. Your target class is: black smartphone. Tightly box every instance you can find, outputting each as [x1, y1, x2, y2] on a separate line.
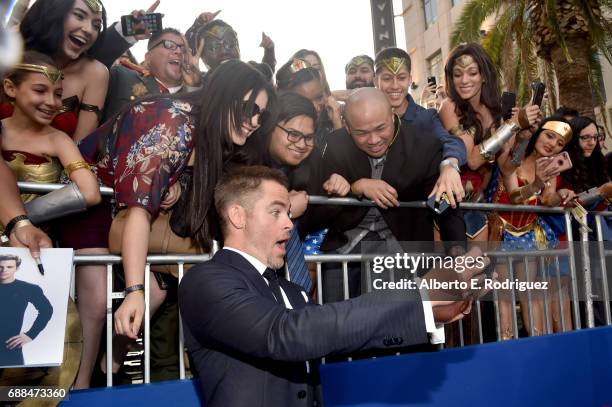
[427, 76, 437, 88]
[531, 79, 546, 107]
[501, 91, 516, 120]
[121, 13, 163, 37]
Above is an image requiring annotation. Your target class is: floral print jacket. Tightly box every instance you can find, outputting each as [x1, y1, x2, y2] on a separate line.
[79, 98, 195, 217]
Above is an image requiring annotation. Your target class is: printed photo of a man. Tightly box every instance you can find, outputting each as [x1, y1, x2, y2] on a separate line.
[0, 254, 53, 366]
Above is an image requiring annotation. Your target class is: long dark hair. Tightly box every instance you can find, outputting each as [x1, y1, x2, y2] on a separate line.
[177, 60, 277, 248]
[20, 0, 107, 59]
[444, 43, 502, 144]
[563, 116, 608, 192]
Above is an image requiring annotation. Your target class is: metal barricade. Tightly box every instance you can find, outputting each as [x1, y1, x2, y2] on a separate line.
[14, 182, 612, 388]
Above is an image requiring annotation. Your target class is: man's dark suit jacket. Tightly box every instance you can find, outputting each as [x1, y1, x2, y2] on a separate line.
[301, 117, 466, 252]
[179, 249, 428, 407]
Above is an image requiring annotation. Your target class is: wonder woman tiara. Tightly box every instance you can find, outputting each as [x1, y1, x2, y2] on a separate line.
[14, 64, 63, 84]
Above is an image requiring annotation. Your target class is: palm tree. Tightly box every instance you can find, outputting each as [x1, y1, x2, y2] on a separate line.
[450, 0, 612, 118]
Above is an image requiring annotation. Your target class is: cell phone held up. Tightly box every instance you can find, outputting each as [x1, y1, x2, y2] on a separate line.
[545, 151, 573, 174]
[427, 76, 437, 88]
[121, 13, 163, 37]
[530, 79, 546, 107]
[501, 91, 516, 121]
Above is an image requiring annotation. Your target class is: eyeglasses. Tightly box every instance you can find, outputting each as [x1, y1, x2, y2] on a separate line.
[579, 134, 605, 142]
[242, 101, 268, 126]
[149, 39, 186, 52]
[276, 124, 315, 146]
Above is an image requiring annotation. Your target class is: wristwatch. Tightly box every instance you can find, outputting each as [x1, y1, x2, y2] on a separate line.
[439, 159, 461, 174]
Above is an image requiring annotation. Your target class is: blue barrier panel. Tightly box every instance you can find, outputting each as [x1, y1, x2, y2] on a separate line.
[321, 326, 612, 407]
[62, 379, 202, 406]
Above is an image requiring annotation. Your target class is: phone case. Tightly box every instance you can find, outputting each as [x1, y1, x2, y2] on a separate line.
[121, 13, 162, 36]
[547, 151, 573, 173]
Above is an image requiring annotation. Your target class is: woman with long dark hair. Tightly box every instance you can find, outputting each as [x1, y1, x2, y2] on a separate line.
[73, 60, 276, 385]
[439, 43, 541, 242]
[1, 0, 109, 142]
[493, 117, 576, 337]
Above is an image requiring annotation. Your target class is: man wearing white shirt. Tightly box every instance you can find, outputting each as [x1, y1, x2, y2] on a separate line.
[179, 165, 487, 407]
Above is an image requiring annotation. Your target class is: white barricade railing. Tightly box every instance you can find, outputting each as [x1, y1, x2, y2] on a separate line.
[15, 182, 612, 386]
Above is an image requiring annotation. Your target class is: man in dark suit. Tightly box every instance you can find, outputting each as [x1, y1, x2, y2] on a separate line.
[303, 88, 466, 302]
[101, 28, 201, 122]
[179, 165, 487, 407]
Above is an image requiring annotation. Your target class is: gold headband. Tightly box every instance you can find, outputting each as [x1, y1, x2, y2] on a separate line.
[289, 58, 311, 74]
[542, 121, 573, 144]
[375, 57, 408, 75]
[83, 0, 102, 13]
[346, 56, 373, 72]
[14, 63, 63, 84]
[455, 54, 476, 68]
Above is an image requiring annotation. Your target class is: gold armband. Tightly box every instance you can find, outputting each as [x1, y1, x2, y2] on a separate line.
[449, 124, 475, 138]
[351, 182, 362, 198]
[509, 183, 541, 204]
[64, 160, 90, 177]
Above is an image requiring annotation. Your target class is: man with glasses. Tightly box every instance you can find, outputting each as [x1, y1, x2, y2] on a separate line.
[102, 28, 200, 122]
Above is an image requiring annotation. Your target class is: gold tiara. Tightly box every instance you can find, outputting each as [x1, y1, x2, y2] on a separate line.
[542, 121, 573, 144]
[289, 58, 311, 74]
[346, 56, 373, 72]
[455, 54, 476, 68]
[14, 64, 63, 84]
[83, 0, 103, 13]
[375, 57, 407, 75]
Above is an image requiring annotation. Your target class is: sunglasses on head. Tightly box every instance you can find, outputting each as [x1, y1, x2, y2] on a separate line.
[242, 101, 268, 126]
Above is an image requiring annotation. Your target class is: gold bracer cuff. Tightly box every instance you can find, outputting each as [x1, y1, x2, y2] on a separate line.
[64, 160, 90, 177]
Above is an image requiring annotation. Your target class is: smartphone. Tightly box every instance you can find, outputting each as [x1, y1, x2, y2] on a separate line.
[531, 79, 546, 107]
[546, 151, 573, 173]
[427, 76, 437, 88]
[121, 13, 163, 37]
[501, 91, 516, 120]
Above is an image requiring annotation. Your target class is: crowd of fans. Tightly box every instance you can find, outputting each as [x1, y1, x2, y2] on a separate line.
[1, 0, 612, 394]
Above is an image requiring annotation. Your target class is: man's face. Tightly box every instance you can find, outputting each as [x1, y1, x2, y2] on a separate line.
[202, 25, 240, 69]
[145, 33, 186, 87]
[375, 65, 411, 111]
[0, 260, 18, 284]
[243, 181, 293, 269]
[346, 102, 395, 158]
[346, 63, 374, 89]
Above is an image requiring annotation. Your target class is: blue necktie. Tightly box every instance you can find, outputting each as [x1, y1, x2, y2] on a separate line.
[285, 223, 313, 293]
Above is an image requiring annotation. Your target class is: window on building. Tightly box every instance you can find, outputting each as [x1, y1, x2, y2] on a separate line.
[427, 51, 443, 82]
[423, 0, 437, 28]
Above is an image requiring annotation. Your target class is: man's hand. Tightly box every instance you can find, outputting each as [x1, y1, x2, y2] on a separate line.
[259, 32, 274, 49]
[422, 247, 492, 322]
[114, 291, 145, 340]
[9, 224, 52, 259]
[326, 95, 343, 129]
[130, 0, 161, 41]
[352, 179, 399, 209]
[6, 333, 32, 350]
[182, 35, 204, 88]
[323, 173, 350, 197]
[289, 190, 308, 219]
[429, 160, 464, 208]
[196, 10, 221, 26]
[160, 182, 181, 210]
[512, 104, 542, 129]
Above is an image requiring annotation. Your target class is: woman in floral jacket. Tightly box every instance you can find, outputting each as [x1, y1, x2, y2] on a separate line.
[73, 60, 276, 375]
